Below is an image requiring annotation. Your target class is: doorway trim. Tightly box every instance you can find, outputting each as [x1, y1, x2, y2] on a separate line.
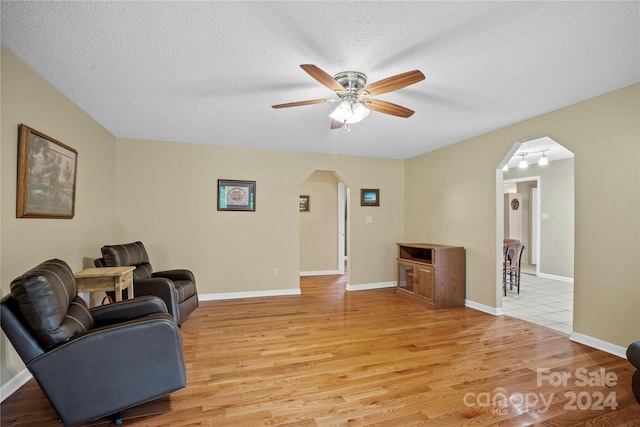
[337, 182, 346, 275]
[504, 176, 541, 277]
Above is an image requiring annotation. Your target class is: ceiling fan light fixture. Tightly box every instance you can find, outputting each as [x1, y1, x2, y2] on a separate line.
[329, 100, 370, 124]
[351, 102, 370, 123]
[329, 101, 352, 122]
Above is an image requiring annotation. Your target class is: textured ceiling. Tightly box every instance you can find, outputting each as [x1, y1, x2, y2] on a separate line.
[2, 1, 639, 159]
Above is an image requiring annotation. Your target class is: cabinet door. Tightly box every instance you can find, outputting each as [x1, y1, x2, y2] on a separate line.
[416, 265, 435, 302]
[397, 261, 415, 293]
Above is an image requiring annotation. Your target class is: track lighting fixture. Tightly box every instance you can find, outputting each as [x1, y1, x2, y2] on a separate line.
[538, 151, 548, 166]
[519, 154, 528, 168]
[505, 149, 551, 171]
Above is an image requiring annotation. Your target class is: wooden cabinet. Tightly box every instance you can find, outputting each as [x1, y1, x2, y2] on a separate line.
[396, 243, 465, 309]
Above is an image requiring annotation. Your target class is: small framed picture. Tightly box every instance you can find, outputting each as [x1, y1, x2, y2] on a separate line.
[17, 124, 78, 218]
[299, 195, 310, 212]
[217, 179, 256, 211]
[361, 189, 379, 206]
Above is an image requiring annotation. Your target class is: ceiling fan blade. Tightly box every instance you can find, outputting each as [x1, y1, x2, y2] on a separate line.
[300, 64, 346, 94]
[330, 119, 344, 129]
[365, 99, 415, 118]
[358, 70, 425, 96]
[272, 99, 332, 109]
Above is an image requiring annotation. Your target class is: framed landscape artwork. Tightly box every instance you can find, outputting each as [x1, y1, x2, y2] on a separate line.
[16, 124, 78, 218]
[217, 179, 256, 211]
[361, 189, 380, 206]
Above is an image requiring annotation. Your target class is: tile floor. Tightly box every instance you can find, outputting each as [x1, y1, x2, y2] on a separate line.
[502, 270, 574, 335]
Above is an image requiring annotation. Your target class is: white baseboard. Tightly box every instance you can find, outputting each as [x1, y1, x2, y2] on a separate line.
[570, 332, 627, 359]
[465, 299, 501, 315]
[345, 281, 395, 291]
[300, 270, 340, 276]
[199, 288, 301, 301]
[1, 368, 32, 403]
[538, 272, 574, 283]
[466, 302, 626, 359]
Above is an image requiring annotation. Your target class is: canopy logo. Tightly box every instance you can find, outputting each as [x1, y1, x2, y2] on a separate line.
[463, 367, 618, 414]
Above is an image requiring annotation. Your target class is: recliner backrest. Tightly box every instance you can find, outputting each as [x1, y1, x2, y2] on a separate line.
[9, 259, 93, 350]
[101, 241, 153, 280]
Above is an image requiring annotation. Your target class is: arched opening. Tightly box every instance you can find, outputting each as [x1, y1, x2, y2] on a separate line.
[299, 170, 350, 288]
[497, 136, 575, 334]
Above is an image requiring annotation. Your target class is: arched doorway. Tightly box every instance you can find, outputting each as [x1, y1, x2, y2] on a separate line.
[497, 136, 575, 334]
[299, 170, 349, 281]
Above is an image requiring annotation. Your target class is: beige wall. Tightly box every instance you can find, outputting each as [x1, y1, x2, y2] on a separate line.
[300, 171, 339, 272]
[505, 158, 574, 278]
[1, 48, 405, 390]
[2, 45, 637, 393]
[406, 84, 639, 347]
[113, 139, 405, 295]
[1, 47, 117, 386]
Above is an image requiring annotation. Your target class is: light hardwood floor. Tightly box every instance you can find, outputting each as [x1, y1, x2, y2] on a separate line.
[2, 273, 639, 426]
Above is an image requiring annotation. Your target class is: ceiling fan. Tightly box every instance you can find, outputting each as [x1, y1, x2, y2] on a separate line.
[272, 64, 425, 131]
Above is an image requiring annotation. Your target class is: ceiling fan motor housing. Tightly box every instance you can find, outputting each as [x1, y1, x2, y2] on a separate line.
[333, 71, 367, 93]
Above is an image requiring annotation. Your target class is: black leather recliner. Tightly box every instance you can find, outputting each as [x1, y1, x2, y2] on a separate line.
[627, 341, 640, 404]
[0, 259, 187, 427]
[95, 241, 198, 325]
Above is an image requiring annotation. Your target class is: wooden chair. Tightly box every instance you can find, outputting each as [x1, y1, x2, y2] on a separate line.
[503, 243, 525, 295]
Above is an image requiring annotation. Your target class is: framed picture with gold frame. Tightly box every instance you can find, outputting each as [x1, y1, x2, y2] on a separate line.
[16, 124, 78, 218]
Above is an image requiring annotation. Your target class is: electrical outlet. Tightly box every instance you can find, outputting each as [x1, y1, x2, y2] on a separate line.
[272, 268, 278, 277]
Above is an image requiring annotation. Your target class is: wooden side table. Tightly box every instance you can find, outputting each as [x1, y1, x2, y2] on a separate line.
[74, 266, 136, 308]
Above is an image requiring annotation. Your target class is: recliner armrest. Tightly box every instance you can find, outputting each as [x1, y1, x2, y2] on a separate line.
[628, 342, 640, 369]
[132, 277, 179, 319]
[153, 269, 195, 283]
[90, 296, 168, 328]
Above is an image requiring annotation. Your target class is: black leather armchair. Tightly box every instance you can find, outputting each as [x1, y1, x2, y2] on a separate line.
[1, 259, 187, 427]
[627, 341, 640, 404]
[95, 241, 198, 325]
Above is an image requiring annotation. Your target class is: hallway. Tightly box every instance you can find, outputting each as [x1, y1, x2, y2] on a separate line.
[502, 272, 573, 335]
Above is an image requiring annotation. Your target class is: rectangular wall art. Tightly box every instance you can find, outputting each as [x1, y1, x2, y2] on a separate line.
[299, 195, 310, 212]
[360, 189, 380, 206]
[16, 124, 78, 218]
[217, 179, 256, 211]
